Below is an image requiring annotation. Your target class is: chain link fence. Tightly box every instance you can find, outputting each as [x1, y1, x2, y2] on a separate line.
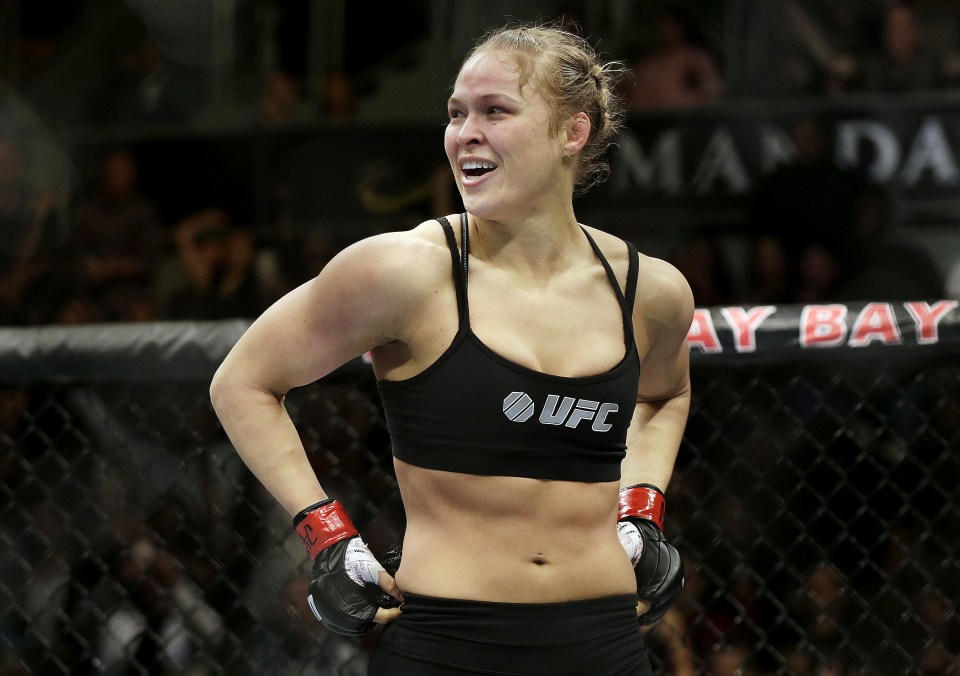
[1, 318, 958, 675]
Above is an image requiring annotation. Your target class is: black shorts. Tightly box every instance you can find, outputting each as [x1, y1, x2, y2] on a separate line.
[367, 593, 651, 675]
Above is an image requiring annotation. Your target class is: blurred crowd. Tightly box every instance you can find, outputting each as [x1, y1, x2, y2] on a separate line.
[1, 119, 951, 329]
[12, 1, 960, 124]
[2, 1, 960, 675]
[2, 0, 960, 327]
[0, 136, 453, 325]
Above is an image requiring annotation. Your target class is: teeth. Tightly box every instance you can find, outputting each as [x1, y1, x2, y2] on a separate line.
[462, 160, 496, 170]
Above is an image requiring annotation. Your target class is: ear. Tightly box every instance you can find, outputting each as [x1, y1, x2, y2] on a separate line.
[562, 112, 591, 156]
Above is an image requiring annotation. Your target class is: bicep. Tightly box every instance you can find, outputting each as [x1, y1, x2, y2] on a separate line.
[216, 239, 409, 397]
[634, 261, 695, 403]
[637, 337, 690, 404]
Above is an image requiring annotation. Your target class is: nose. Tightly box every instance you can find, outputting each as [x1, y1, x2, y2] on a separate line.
[457, 114, 483, 147]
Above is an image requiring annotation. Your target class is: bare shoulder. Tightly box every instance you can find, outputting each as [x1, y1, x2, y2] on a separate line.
[309, 218, 452, 319]
[579, 225, 631, 286]
[634, 254, 695, 341]
[218, 218, 454, 392]
[328, 219, 450, 287]
[578, 226, 691, 323]
[580, 225, 630, 263]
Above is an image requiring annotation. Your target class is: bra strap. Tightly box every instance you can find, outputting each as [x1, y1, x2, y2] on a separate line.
[580, 228, 638, 347]
[624, 240, 640, 314]
[437, 216, 468, 327]
[460, 213, 470, 319]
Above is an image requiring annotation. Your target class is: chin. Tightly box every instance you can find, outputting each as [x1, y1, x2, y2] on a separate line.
[461, 192, 517, 222]
[460, 194, 487, 217]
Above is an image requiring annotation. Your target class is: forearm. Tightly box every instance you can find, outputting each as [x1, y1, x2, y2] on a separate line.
[210, 377, 325, 516]
[207, 251, 406, 516]
[621, 388, 691, 492]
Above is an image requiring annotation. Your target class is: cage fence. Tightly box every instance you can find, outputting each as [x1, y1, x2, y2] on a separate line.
[0, 307, 958, 675]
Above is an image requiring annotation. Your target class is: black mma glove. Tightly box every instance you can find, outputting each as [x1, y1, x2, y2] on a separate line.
[294, 499, 401, 636]
[617, 483, 684, 626]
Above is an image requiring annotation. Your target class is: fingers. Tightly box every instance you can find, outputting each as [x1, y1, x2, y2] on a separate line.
[374, 606, 402, 624]
[370, 573, 403, 625]
[377, 571, 404, 603]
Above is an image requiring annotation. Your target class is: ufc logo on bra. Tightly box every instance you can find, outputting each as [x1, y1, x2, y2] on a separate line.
[502, 392, 619, 432]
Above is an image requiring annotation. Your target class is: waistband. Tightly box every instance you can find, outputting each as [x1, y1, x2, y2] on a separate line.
[396, 593, 639, 647]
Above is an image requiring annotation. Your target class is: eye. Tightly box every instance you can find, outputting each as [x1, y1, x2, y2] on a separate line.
[447, 108, 465, 121]
[487, 106, 506, 115]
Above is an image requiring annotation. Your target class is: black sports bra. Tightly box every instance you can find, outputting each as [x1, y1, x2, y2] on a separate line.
[376, 214, 641, 482]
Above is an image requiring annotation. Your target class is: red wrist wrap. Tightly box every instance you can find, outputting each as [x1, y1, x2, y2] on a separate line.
[294, 500, 358, 560]
[618, 484, 666, 531]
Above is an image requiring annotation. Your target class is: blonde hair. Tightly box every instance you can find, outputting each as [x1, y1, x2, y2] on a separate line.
[464, 23, 626, 195]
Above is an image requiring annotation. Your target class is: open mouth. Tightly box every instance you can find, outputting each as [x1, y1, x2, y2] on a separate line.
[461, 160, 497, 180]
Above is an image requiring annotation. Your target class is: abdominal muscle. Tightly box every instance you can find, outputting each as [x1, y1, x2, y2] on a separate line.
[392, 459, 637, 603]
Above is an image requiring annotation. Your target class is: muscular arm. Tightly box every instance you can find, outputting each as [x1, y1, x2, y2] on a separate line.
[209, 231, 432, 516]
[622, 258, 694, 491]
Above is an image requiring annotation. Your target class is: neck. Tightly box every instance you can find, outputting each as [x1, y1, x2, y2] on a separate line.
[468, 204, 586, 277]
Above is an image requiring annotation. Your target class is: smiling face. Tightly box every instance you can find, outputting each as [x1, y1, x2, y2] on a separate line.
[444, 51, 580, 221]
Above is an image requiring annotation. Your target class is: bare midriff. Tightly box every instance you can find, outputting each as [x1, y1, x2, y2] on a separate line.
[393, 458, 637, 603]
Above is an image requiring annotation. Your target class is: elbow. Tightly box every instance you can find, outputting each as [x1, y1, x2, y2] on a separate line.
[209, 361, 246, 419]
[637, 381, 692, 413]
[209, 363, 229, 415]
[671, 380, 693, 411]
[638, 390, 689, 409]
[209, 360, 284, 421]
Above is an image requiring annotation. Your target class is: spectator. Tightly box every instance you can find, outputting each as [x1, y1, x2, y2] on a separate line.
[781, 646, 817, 675]
[15, 500, 90, 672]
[668, 234, 734, 306]
[0, 137, 33, 264]
[944, 42, 960, 86]
[748, 116, 869, 302]
[54, 293, 101, 324]
[706, 642, 753, 676]
[858, 2, 944, 92]
[644, 606, 696, 675]
[628, 5, 723, 111]
[779, 0, 860, 97]
[98, 533, 224, 675]
[90, 35, 203, 128]
[911, 590, 960, 676]
[834, 186, 942, 301]
[666, 543, 724, 666]
[744, 233, 792, 305]
[793, 243, 842, 303]
[777, 0, 960, 97]
[788, 563, 849, 663]
[321, 70, 357, 121]
[2, 499, 72, 673]
[256, 71, 317, 127]
[245, 573, 368, 676]
[159, 208, 270, 320]
[13, 0, 81, 87]
[73, 149, 166, 321]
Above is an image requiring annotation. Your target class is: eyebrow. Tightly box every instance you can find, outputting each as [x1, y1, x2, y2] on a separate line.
[447, 93, 522, 107]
